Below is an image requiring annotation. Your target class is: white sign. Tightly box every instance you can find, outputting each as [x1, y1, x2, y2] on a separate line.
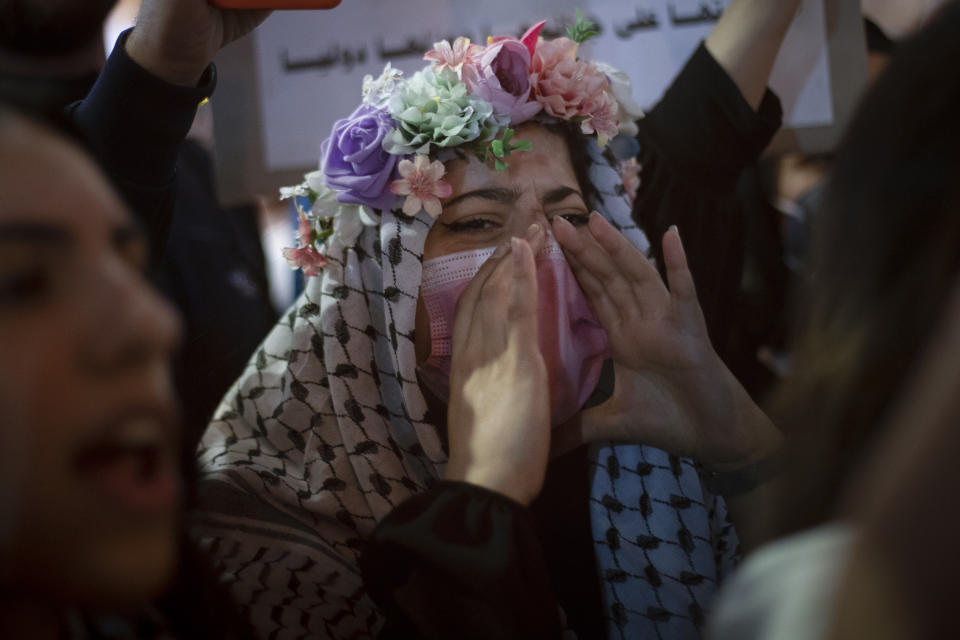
[251, 0, 835, 172]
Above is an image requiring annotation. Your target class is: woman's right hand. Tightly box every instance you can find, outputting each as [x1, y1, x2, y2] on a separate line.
[444, 225, 550, 506]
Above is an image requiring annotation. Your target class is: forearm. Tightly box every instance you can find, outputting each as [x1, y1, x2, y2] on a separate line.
[125, 19, 211, 87]
[69, 30, 213, 262]
[706, 0, 804, 110]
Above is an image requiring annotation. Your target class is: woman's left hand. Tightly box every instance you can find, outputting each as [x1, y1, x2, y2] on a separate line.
[551, 213, 781, 468]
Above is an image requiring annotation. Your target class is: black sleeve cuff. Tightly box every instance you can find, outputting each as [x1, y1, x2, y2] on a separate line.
[70, 28, 217, 188]
[639, 42, 783, 193]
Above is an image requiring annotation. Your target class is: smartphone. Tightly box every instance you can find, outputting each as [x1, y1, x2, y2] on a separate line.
[209, 0, 342, 8]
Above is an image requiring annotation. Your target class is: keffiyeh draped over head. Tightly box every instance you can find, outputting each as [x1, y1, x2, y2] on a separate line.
[195, 17, 736, 640]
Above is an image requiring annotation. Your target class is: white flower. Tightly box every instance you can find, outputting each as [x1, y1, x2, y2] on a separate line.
[279, 182, 310, 200]
[325, 202, 380, 257]
[595, 61, 645, 138]
[308, 183, 381, 260]
[309, 180, 340, 219]
[362, 63, 404, 106]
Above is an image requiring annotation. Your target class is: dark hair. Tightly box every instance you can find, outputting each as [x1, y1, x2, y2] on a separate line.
[0, 0, 118, 56]
[770, 1, 960, 536]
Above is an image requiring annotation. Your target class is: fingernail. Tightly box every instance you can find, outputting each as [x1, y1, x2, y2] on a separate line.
[493, 242, 509, 258]
[669, 224, 680, 237]
[511, 237, 523, 263]
[525, 223, 541, 240]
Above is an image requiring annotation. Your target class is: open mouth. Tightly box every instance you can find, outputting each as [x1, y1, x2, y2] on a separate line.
[74, 417, 179, 514]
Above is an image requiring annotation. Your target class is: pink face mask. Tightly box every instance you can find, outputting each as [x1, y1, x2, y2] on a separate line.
[417, 235, 610, 426]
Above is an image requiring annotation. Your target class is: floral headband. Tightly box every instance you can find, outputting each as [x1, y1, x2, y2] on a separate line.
[281, 12, 643, 275]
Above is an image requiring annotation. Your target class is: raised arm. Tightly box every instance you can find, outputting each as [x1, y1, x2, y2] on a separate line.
[69, 0, 270, 263]
[705, 0, 804, 110]
[126, 0, 270, 87]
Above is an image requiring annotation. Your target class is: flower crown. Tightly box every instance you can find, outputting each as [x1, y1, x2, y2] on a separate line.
[281, 12, 643, 276]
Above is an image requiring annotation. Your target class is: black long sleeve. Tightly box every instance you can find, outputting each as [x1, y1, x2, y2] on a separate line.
[68, 30, 216, 264]
[361, 481, 564, 640]
[635, 43, 783, 360]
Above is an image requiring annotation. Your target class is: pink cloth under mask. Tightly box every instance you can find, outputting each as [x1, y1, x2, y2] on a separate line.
[418, 236, 610, 426]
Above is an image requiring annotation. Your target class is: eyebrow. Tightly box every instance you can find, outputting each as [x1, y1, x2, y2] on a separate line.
[542, 186, 584, 206]
[444, 187, 521, 209]
[443, 185, 584, 209]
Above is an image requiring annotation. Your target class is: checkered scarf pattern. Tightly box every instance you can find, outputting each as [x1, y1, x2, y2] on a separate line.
[195, 137, 737, 639]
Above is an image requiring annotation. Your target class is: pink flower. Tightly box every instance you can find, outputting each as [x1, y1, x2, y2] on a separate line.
[424, 37, 481, 72]
[294, 207, 313, 243]
[462, 35, 542, 124]
[390, 154, 453, 218]
[618, 158, 642, 204]
[530, 37, 611, 119]
[579, 90, 620, 147]
[282, 246, 328, 277]
[282, 210, 327, 276]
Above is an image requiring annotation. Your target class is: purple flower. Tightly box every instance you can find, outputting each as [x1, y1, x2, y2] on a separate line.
[320, 104, 399, 211]
[463, 38, 542, 124]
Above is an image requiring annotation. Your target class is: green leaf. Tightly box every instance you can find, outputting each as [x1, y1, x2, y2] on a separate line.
[566, 8, 600, 45]
[512, 139, 532, 152]
[494, 158, 508, 172]
[491, 139, 505, 158]
[502, 128, 514, 145]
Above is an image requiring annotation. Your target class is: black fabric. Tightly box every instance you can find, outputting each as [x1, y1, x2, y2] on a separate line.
[362, 481, 564, 640]
[68, 30, 215, 265]
[159, 139, 279, 496]
[635, 43, 782, 364]
[724, 159, 791, 400]
[361, 42, 781, 639]
[529, 445, 605, 639]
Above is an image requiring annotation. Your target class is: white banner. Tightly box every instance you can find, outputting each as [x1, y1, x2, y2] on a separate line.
[252, 0, 835, 172]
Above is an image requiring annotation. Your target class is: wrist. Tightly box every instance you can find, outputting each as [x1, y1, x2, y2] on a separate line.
[445, 460, 541, 506]
[125, 25, 210, 87]
[700, 448, 782, 497]
[706, 365, 783, 472]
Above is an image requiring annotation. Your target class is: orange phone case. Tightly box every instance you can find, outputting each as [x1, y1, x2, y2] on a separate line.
[209, 0, 342, 8]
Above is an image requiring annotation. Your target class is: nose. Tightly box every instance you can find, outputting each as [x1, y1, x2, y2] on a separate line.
[81, 254, 182, 374]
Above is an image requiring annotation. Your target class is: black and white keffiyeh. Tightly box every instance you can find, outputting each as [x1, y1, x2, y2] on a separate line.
[195, 137, 736, 639]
